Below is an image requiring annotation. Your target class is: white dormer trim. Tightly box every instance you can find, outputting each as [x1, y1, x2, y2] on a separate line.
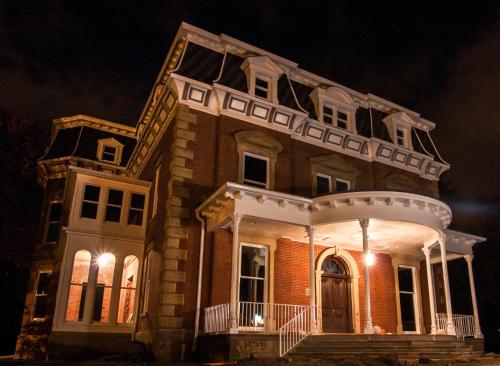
[383, 111, 415, 150]
[310, 86, 358, 133]
[241, 56, 284, 104]
[97, 138, 124, 165]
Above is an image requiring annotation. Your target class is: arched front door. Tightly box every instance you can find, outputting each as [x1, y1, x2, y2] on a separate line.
[321, 256, 353, 333]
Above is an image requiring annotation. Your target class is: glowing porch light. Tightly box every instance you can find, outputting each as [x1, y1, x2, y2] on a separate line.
[97, 252, 113, 267]
[364, 251, 375, 267]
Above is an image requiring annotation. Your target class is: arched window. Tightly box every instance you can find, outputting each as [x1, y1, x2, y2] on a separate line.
[321, 256, 348, 277]
[66, 250, 91, 321]
[94, 253, 116, 322]
[117, 255, 139, 323]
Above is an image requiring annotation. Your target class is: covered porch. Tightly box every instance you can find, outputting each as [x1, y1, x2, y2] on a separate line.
[195, 183, 485, 355]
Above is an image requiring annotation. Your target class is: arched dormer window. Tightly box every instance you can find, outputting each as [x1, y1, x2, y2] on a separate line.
[310, 86, 358, 133]
[97, 138, 124, 165]
[382, 111, 415, 150]
[240, 56, 284, 104]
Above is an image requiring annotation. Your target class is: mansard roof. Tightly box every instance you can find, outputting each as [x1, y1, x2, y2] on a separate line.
[173, 38, 445, 164]
[42, 125, 136, 167]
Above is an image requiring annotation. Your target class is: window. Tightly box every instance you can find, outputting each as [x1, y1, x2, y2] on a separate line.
[316, 174, 332, 195]
[81, 185, 100, 219]
[398, 266, 417, 332]
[105, 189, 123, 223]
[128, 193, 145, 226]
[101, 145, 117, 163]
[323, 106, 334, 125]
[152, 165, 161, 217]
[117, 255, 139, 323]
[243, 153, 268, 188]
[254, 77, 269, 100]
[335, 178, 350, 192]
[396, 128, 405, 146]
[66, 250, 91, 321]
[33, 271, 51, 319]
[93, 253, 115, 322]
[45, 202, 62, 243]
[239, 244, 267, 328]
[140, 251, 152, 315]
[337, 111, 349, 130]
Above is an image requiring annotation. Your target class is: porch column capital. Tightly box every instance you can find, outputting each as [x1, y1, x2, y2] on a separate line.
[464, 254, 474, 263]
[359, 218, 369, 230]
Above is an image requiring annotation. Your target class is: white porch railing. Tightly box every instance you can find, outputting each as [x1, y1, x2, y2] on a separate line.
[204, 303, 230, 333]
[436, 313, 475, 340]
[238, 301, 311, 331]
[279, 306, 316, 357]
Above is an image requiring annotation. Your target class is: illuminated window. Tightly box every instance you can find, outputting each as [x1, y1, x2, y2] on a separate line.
[105, 189, 123, 223]
[66, 250, 91, 321]
[336, 111, 348, 130]
[33, 271, 51, 319]
[93, 253, 115, 322]
[128, 193, 145, 226]
[243, 153, 268, 188]
[316, 174, 332, 195]
[81, 185, 100, 219]
[45, 202, 62, 243]
[323, 106, 334, 125]
[117, 255, 139, 323]
[255, 77, 269, 100]
[335, 178, 350, 192]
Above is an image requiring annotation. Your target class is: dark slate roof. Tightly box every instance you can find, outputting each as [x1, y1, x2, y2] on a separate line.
[413, 128, 446, 163]
[42, 126, 136, 167]
[289, 80, 317, 119]
[217, 53, 248, 92]
[277, 75, 301, 111]
[176, 42, 224, 84]
[370, 108, 391, 143]
[355, 107, 372, 138]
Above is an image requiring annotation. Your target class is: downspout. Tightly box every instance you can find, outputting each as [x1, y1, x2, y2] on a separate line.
[193, 210, 206, 350]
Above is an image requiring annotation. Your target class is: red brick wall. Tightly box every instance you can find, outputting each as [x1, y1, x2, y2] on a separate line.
[210, 228, 232, 305]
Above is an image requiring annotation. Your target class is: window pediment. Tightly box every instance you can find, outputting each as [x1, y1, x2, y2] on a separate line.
[235, 130, 283, 158]
[383, 111, 415, 149]
[310, 87, 358, 133]
[310, 153, 361, 195]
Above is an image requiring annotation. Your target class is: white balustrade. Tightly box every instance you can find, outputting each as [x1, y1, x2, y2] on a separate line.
[436, 313, 475, 340]
[204, 303, 230, 333]
[279, 306, 316, 357]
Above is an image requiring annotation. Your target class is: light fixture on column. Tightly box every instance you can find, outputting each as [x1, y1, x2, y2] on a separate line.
[97, 252, 113, 266]
[364, 251, 375, 266]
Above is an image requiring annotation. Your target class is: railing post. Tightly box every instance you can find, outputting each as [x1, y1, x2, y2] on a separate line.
[229, 214, 242, 333]
[423, 245, 438, 334]
[438, 232, 456, 335]
[464, 254, 483, 338]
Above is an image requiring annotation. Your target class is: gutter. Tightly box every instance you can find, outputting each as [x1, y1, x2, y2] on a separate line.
[193, 209, 207, 350]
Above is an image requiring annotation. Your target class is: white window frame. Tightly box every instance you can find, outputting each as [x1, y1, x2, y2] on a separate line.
[128, 192, 146, 226]
[45, 201, 63, 244]
[334, 178, 351, 192]
[397, 265, 420, 334]
[104, 188, 124, 223]
[336, 110, 349, 130]
[32, 270, 52, 321]
[238, 243, 269, 330]
[254, 75, 271, 101]
[316, 173, 332, 194]
[242, 152, 270, 189]
[80, 184, 101, 220]
[396, 127, 406, 146]
[322, 105, 334, 125]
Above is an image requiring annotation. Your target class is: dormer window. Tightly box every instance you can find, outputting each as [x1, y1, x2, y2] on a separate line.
[396, 128, 405, 146]
[97, 138, 124, 165]
[310, 86, 358, 133]
[255, 77, 270, 100]
[323, 106, 334, 125]
[241, 56, 284, 104]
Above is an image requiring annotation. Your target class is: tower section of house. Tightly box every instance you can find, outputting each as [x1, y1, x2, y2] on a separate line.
[16, 23, 486, 362]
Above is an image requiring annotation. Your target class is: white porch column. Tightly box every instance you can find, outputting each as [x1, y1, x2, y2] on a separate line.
[438, 233, 456, 335]
[360, 218, 372, 333]
[464, 254, 483, 338]
[82, 253, 99, 323]
[229, 213, 242, 333]
[307, 226, 318, 333]
[108, 255, 125, 324]
[422, 246, 437, 334]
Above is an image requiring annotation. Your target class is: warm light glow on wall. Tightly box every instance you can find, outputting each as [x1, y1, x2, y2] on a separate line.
[364, 251, 375, 267]
[98, 252, 114, 267]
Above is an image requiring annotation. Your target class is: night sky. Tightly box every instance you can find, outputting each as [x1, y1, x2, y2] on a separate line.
[1, 1, 500, 201]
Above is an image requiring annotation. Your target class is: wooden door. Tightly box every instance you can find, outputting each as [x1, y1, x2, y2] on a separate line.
[321, 276, 350, 333]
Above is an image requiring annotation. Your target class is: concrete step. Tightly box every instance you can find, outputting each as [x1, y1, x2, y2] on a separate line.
[299, 340, 465, 348]
[308, 334, 457, 342]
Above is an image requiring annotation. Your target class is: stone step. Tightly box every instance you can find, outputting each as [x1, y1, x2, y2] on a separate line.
[297, 345, 472, 353]
[299, 340, 465, 348]
[308, 334, 458, 342]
